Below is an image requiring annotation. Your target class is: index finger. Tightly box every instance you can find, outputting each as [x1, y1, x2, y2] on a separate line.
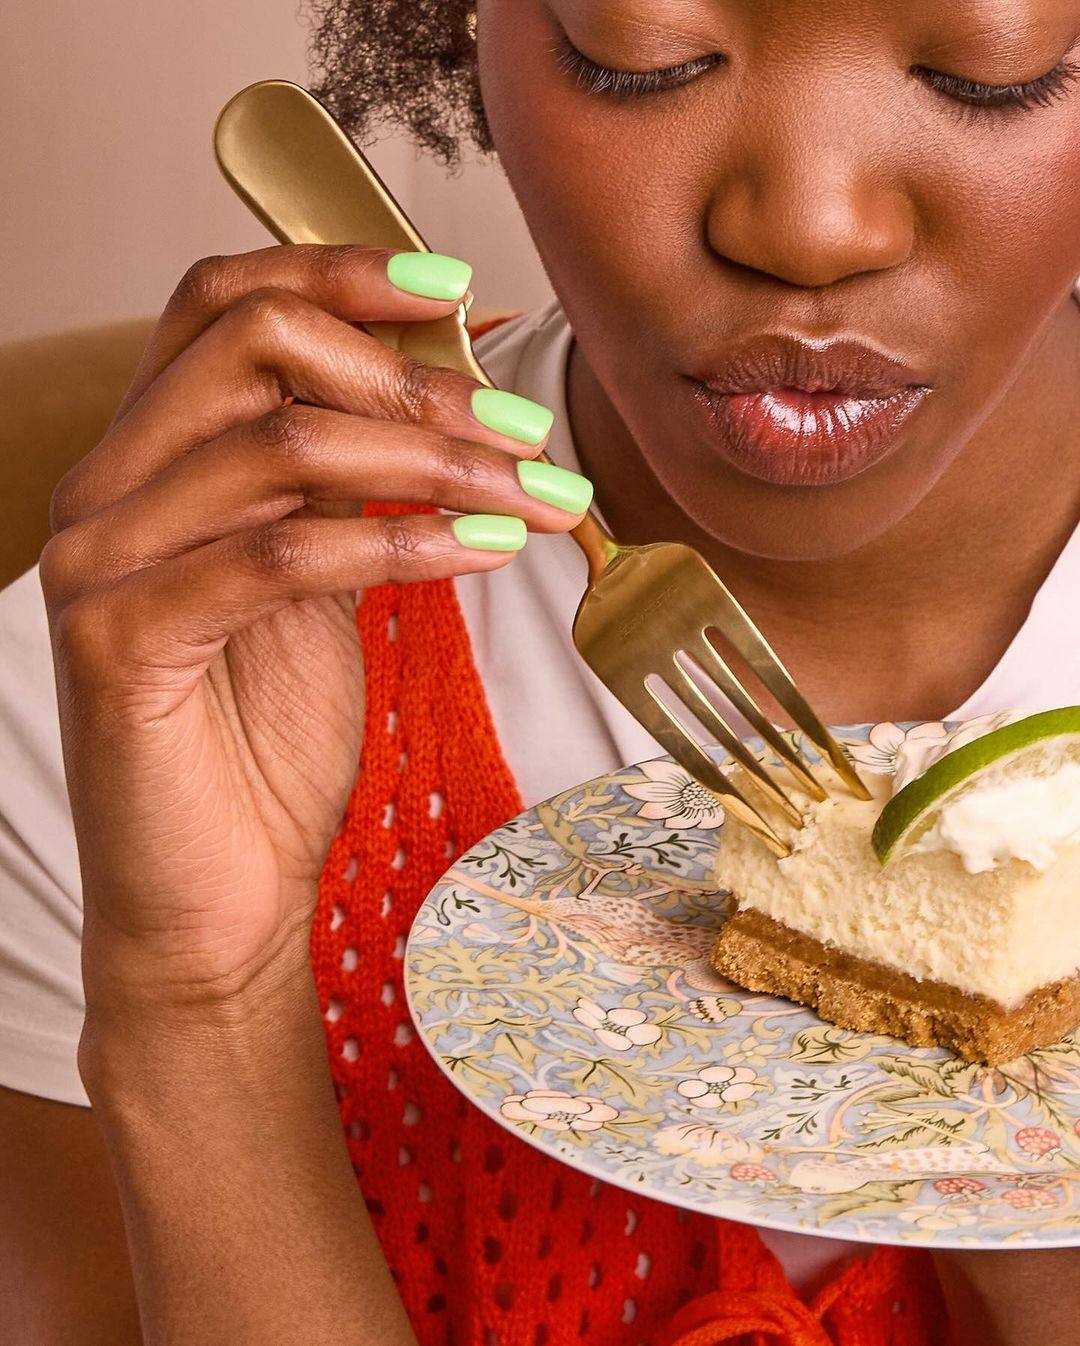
[110, 244, 473, 425]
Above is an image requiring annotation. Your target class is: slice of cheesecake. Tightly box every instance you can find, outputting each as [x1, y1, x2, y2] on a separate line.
[711, 718, 1080, 1064]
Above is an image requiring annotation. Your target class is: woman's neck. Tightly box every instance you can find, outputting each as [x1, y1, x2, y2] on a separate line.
[566, 299, 1080, 724]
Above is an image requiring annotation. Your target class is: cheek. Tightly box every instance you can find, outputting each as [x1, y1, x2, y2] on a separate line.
[920, 118, 1080, 390]
[478, 2, 694, 312]
[480, 5, 1080, 559]
[484, 0, 1080, 322]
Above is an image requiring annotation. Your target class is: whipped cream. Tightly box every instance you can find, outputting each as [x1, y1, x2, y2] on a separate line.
[905, 760, 1080, 874]
[891, 715, 1080, 874]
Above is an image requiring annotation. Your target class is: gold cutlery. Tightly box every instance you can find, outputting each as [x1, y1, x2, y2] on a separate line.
[213, 80, 869, 855]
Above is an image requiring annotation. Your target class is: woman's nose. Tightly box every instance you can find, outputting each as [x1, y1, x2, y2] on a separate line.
[705, 123, 915, 289]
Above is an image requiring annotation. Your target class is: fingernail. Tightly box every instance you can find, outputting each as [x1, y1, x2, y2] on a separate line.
[452, 514, 527, 552]
[471, 388, 554, 446]
[386, 251, 473, 301]
[517, 460, 594, 515]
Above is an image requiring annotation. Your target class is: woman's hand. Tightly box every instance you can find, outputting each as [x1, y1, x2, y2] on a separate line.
[34, 245, 589, 1345]
[40, 244, 581, 1020]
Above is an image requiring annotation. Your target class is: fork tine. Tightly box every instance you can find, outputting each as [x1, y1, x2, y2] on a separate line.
[665, 660, 805, 827]
[697, 590, 871, 801]
[690, 636, 829, 802]
[633, 681, 792, 858]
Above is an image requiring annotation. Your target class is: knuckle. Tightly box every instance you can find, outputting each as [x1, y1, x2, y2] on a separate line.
[315, 244, 379, 294]
[49, 471, 86, 533]
[38, 531, 82, 601]
[48, 457, 96, 530]
[232, 285, 302, 341]
[172, 254, 234, 313]
[433, 434, 485, 491]
[241, 520, 313, 577]
[249, 404, 324, 468]
[376, 516, 424, 566]
[388, 355, 436, 425]
[53, 592, 117, 673]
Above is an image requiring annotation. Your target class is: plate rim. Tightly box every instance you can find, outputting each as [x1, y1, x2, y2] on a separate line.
[405, 728, 1080, 1251]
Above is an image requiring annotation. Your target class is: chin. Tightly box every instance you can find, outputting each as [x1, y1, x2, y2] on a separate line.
[666, 467, 945, 563]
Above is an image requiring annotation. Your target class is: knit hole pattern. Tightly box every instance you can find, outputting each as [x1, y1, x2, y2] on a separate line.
[308, 530, 944, 1345]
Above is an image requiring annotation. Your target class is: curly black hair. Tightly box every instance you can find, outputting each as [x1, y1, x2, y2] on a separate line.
[304, 0, 490, 167]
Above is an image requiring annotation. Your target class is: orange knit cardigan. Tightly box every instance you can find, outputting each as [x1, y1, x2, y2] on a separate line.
[309, 325, 947, 1346]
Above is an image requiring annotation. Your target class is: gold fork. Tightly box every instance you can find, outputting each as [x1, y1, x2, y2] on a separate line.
[213, 80, 870, 856]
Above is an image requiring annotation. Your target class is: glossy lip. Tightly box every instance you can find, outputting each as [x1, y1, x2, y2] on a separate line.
[687, 335, 932, 486]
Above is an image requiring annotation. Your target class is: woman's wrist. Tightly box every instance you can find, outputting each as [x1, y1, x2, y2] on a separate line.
[78, 928, 416, 1345]
[78, 870, 320, 1019]
[78, 927, 322, 1116]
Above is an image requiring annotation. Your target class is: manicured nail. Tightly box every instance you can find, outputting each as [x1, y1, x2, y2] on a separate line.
[471, 388, 554, 446]
[452, 514, 527, 552]
[386, 251, 473, 301]
[517, 460, 594, 515]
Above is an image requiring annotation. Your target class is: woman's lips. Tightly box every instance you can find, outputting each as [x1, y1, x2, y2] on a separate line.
[688, 336, 931, 486]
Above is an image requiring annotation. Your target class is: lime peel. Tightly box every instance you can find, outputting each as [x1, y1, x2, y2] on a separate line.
[871, 707, 1080, 866]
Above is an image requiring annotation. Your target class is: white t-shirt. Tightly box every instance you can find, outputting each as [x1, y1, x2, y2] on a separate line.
[1, 299, 1077, 1289]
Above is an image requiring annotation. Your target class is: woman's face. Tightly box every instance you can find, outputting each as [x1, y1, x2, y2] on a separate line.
[478, 0, 1080, 559]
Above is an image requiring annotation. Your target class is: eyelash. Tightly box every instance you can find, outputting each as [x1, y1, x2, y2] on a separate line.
[915, 62, 1078, 112]
[555, 33, 1078, 114]
[553, 34, 723, 97]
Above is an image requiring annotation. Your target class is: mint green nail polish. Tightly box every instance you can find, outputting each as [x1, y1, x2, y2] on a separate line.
[386, 251, 473, 301]
[471, 388, 555, 446]
[517, 460, 594, 515]
[452, 514, 527, 552]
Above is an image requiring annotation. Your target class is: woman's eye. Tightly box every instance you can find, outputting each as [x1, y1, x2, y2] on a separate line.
[915, 60, 1078, 112]
[553, 28, 1076, 113]
[554, 33, 724, 98]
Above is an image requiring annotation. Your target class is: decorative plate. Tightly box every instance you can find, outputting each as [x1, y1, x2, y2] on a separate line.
[405, 721, 1080, 1249]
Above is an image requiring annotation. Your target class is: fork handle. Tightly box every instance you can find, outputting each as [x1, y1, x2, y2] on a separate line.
[214, 79, 619, 582]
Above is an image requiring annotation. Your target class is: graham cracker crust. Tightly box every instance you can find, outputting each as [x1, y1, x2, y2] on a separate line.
[712, 908, 1080, 1065]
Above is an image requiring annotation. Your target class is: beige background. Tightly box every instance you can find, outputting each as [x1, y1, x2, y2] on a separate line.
[2, 1, 553, 344]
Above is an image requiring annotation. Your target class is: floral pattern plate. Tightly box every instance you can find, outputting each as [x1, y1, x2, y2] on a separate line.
[405, 721, 1080, 1249]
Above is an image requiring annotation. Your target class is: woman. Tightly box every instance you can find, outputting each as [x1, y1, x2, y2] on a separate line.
[1, 0, 1078, 1341]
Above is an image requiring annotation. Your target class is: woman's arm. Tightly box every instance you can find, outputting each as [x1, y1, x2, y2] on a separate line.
[934, 1248, 1080, 1346]
[2, 979, 407, 1346]
[80, 950, 415, 1346]
[35, 242, 575, 1343]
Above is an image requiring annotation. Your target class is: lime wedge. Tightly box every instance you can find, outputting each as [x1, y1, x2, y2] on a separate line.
[871, 707, 1080, 866]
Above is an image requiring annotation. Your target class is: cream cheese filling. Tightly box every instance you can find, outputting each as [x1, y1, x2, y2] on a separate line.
[717, 771, 1080, 1008]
